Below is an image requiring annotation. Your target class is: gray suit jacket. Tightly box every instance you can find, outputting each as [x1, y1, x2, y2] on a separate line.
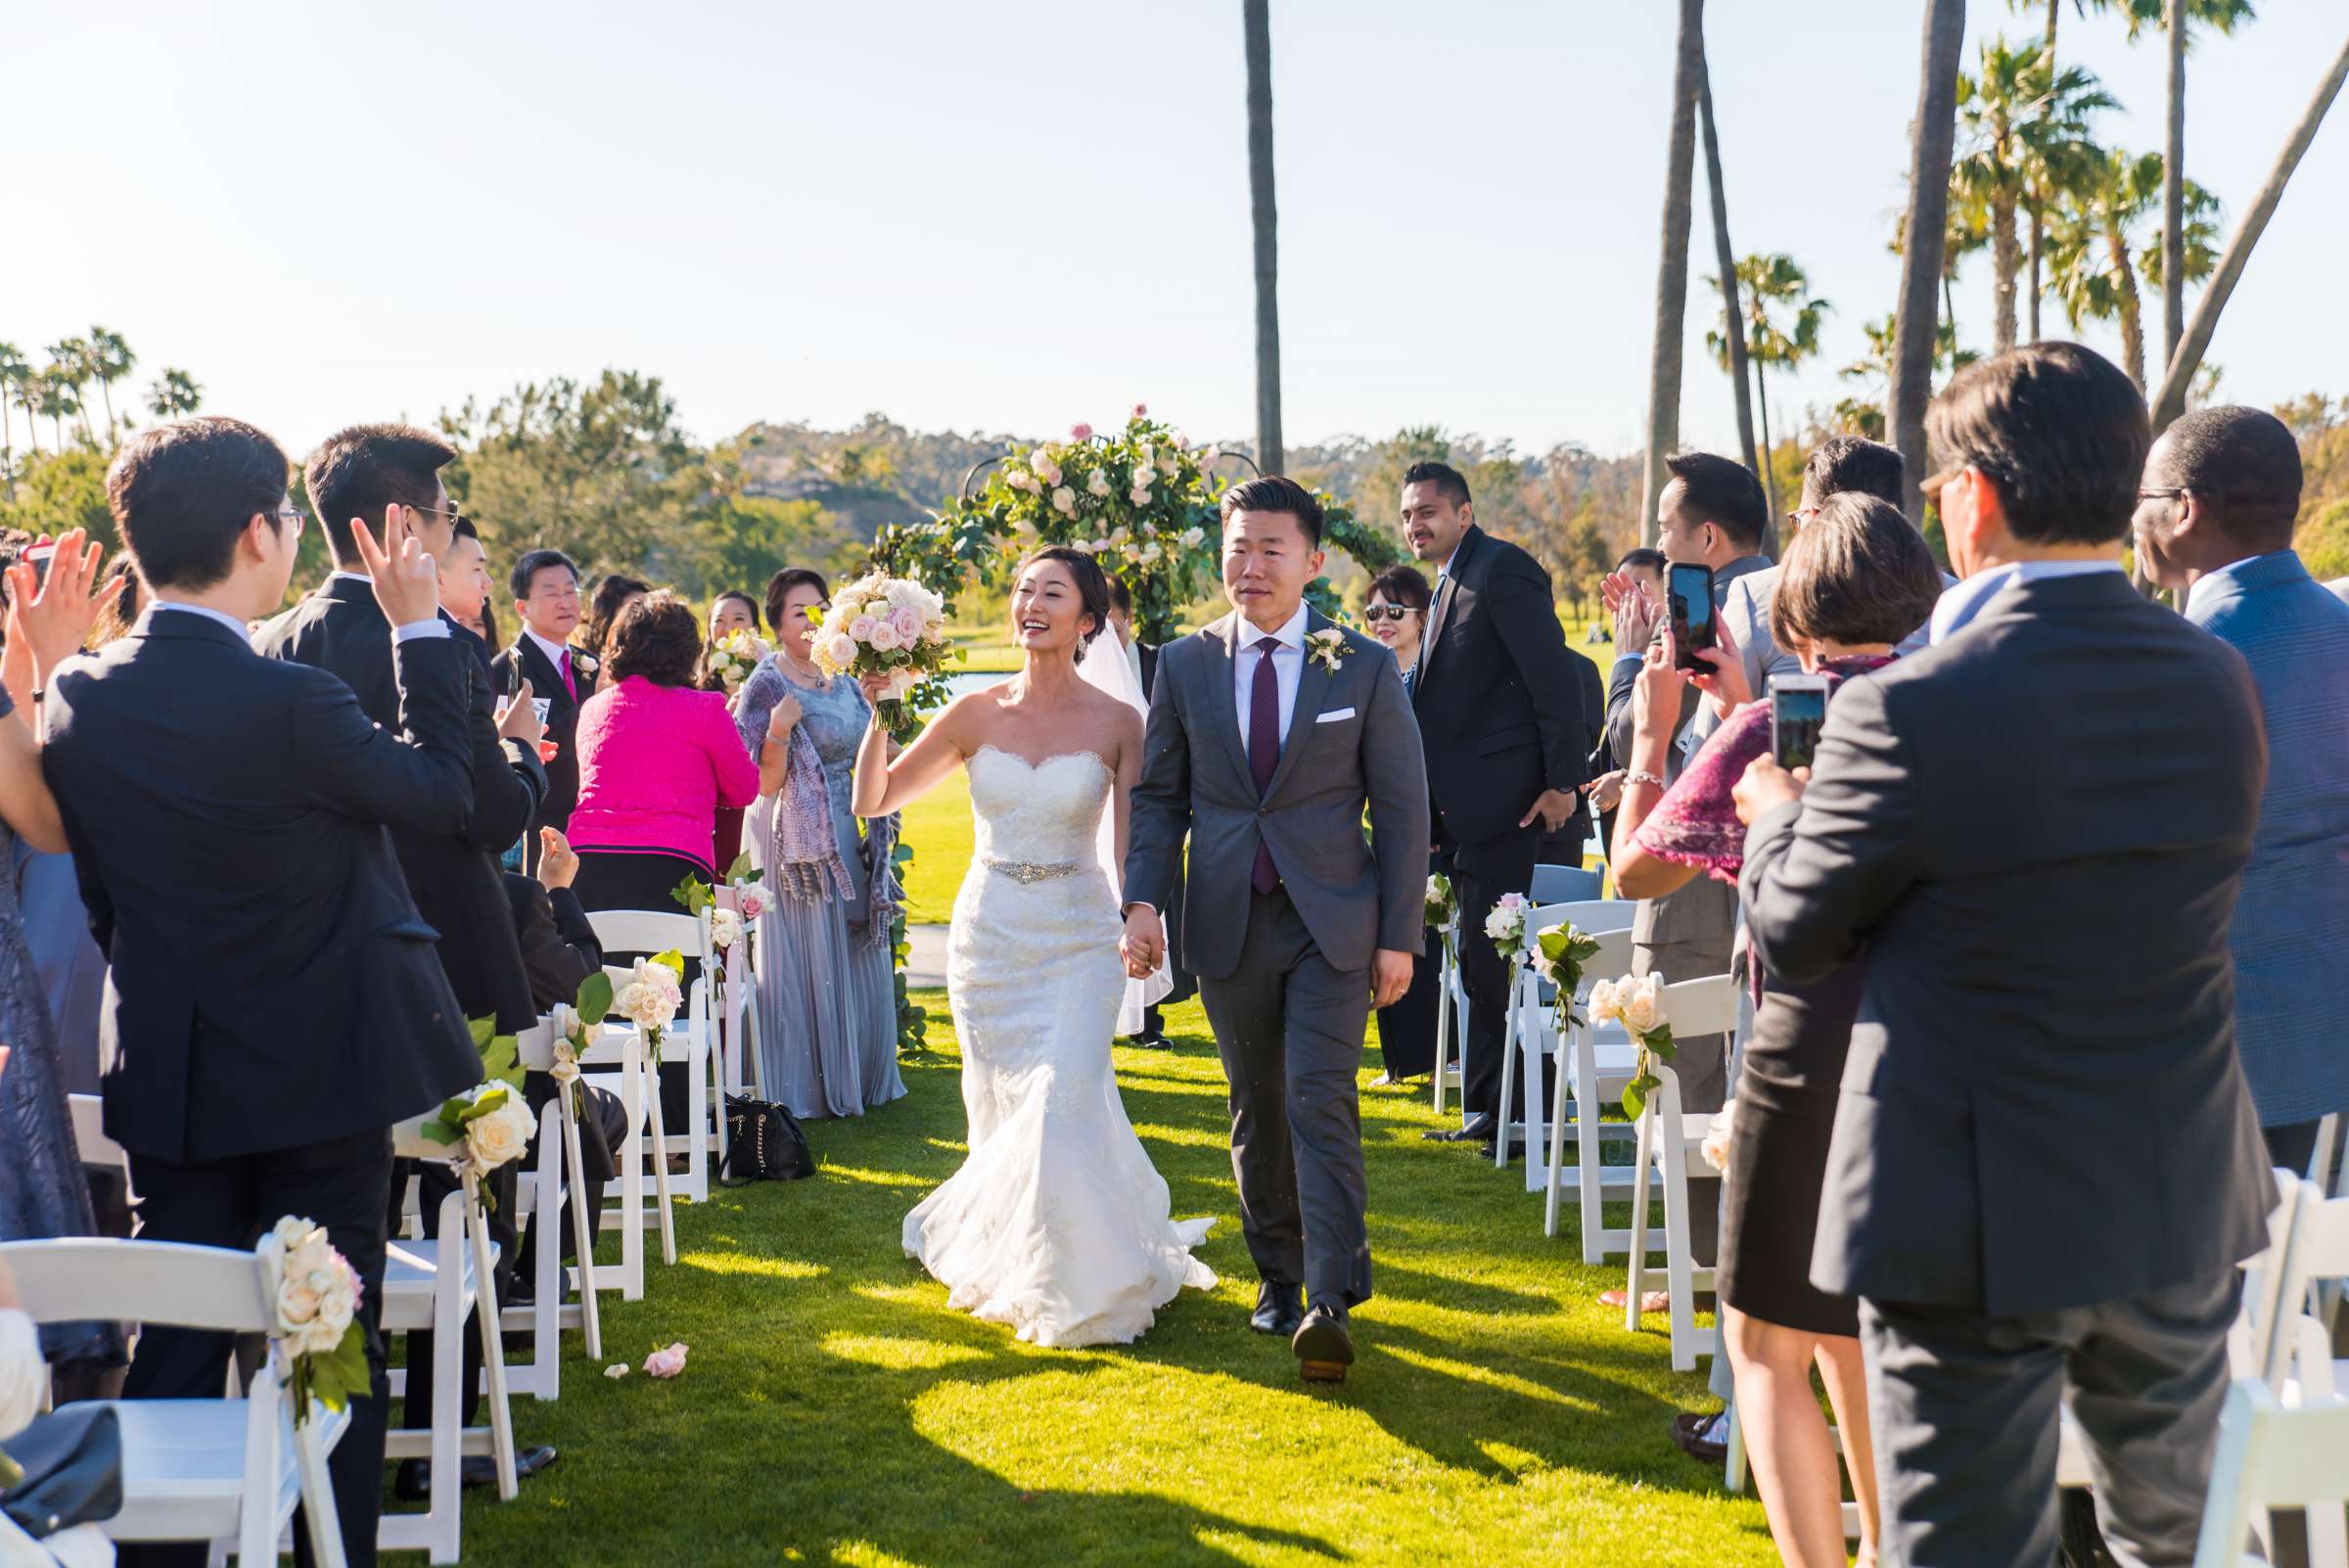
[1126, 609, 1429, 982]
[1606, 553, 1769, 950]
[1741, 570, 2272, 1316]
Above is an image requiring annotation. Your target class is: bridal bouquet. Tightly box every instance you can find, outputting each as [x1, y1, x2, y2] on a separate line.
[1588, 973, 1677, 1118]
[267, 1216, 369, 1425]
[705, 628, 767, 696]
[810, 572, 955, 724]
[419, 1018, 536, 1206]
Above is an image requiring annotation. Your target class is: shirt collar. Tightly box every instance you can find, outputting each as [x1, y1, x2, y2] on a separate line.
[525, 627, 574, 668]
[2185, 550, 2290, 619]
[1243, 600, 1312, 652]
[328, 570, 371, 586]
[1929, 559, 2124, 645]
[151, 600, 256, 639]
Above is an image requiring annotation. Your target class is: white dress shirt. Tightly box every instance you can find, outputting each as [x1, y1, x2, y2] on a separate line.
[1928, 559, 2122, 645]
[1235, 600, 1310, 755]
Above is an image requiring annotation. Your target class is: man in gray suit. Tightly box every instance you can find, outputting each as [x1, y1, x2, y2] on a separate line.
[1734, 343, 2273, 1568]
[1596, 450, 1768, 1308]
[1123, 476, 1428, 1384]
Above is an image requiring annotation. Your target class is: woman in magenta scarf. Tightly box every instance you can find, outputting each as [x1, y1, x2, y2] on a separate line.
[1608, 496, 1943, 1568]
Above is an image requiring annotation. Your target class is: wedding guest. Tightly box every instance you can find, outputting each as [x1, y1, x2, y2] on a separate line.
[701, 589, 767, 872]
[1105, 575, 1193, 1049]
[2135, 405, 2349, 1175]
[1720, 435, 1911, 697]
[1593, 451, 1768, 1310]
[437, 513, 496, 672]
[1614, 495, 1941, 1568]
[578, 572, 650, 672]
[253, 422, 557, 1496]
[708, 589, 761, 643]
[495, 548, 594, 873]
[43, 417, 484, 1568]
[1404, 461, 1588, 1154]
[1582, 548, 1667, 849]
[1359, 565, 1438, 1086]
[1736, 343, 2270, 1567]
[733, 568, 906, 1118]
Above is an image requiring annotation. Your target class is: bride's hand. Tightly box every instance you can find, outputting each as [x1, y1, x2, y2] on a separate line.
[857, 671, 894, 707]
[1120, 904, 1165, 978]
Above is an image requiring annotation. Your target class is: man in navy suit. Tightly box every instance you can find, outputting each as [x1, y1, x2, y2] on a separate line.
[2136, 404, 2349, 1175]
[40, 417, 482, 1568]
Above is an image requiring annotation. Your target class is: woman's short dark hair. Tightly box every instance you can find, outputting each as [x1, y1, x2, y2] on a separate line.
[708, 589, 762, 637]
[1926, 341, 2149, 546]
[604, 590, 704, 687]
[1367, 564, 1433, 613]
[1616, 546, 1667, 576]
[1014, 546, 1111, 652]
[1770, 494, 1946, 652]
[1219, 475, 1324, 547]
[581, 573, 652, 656]
[510, 548, 577, 601]
[762, 568, 830, 634]
[106, 417, 291, 591]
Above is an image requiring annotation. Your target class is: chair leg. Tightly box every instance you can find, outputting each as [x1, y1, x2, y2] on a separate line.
[1625, 1113, 1653, 1333]
[292, 1401, 346, 1568]
[1432, 957, 1451, 1117]
[1724, 1400, 1747, 1494]
[465, 1183, 519, 1500]
[1544, 1037, 1573, 1239]
[431, 1240, 463, 1564]
[1495, 1003, 1516, 1172]
[561, 1099, 603, 1359]
[1662, 1151, 1699, 1372]
[530, 1118, 562, 1404]
[645, 1072, 678, 1267]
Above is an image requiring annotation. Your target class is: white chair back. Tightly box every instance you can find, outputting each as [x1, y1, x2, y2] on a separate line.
[2259, 1178, 2349, 1388]
[1660, 972, 1743, 1039]
[513, 1017, 556, 1072]
[1529, 864, 1602, 903]
[67, 1092, 128, 1171]
[586, 908, 709, 968]
[2191, 1379, 2349, 1568]
[0, 1237, 274, 1334]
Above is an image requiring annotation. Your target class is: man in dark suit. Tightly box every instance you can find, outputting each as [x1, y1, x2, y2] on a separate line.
[493, 548, 593, 874]
[1108, 576, 1193, 1047]
[254, 422, 557, 1493]
[1734, 343, 2272, 1568]
[1402, 461, 1589, 1151]
[39, 417, 484, 1568]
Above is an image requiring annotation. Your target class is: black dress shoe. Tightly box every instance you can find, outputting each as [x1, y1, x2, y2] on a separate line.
[394, 1445, 560, 1499]
[1425, 1114, 1497, 1144]
[1477, 1139, 1528, 1161]
[1249, 1281, 1304, 1336]
[1123, 1032, 1174, 1050]
[1291, 1303, 1355, 1383]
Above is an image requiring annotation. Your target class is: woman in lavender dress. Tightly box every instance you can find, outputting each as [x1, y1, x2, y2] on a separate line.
[733, 568, 905, 1118]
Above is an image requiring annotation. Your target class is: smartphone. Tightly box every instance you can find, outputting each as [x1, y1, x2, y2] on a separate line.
[1771, 673, 1829, 770]
[1667, 562, 1715, 671]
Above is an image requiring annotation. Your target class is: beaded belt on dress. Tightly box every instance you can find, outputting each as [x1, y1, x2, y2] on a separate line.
[984, 857, 1080, 885]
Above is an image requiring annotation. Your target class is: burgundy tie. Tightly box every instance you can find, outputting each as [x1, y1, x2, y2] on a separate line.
[1249, 637, 1281, 895]
[559, 649, 577, 703]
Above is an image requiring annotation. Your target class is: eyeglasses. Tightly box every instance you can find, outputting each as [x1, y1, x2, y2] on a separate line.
[1784, 505, 1821, 529]
[1361, 604, 1416, 623]
[2137, 487, 2189, 502]
[403, 503, 463, 525]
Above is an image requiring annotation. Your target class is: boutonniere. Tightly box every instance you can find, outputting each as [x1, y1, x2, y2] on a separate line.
[576, 653, 598, 673]
[1306, 627, 1348, 672]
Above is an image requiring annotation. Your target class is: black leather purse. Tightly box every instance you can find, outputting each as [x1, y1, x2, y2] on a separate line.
[1, 1405, 122, 1540]
[718, 1094, 814, 1183]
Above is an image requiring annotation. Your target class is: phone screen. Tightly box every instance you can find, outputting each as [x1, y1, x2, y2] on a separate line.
[1668, 563, 1714, 668]
[1773, 685, 1828, 769]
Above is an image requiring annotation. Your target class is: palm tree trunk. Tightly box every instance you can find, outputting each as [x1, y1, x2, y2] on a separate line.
[2162, 0, 2188, 374]
[1891, 0, 1968, 526]
[2027, 211, 2044, 343]
[1991, 193, 2021, 355]
[1754, 360, 1777, 523]
[1639, 0, 1707, 542]
[2150, 24, 2349, 434]
[2031, 0, 2058, 346]
[1242, 0, 1283, 475]
[99, 378, 116, 447]
[1698, 53, 1758, 485]
[2109, 226, 2145, 392]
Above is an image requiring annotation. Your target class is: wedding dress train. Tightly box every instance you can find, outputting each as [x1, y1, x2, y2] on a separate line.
[901, 745, 1215, 1348]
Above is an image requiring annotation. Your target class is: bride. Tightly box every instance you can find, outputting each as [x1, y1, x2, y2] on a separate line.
[851, 546, 1215, 1348]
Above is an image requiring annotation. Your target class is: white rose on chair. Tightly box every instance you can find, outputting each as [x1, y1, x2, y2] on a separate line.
[1588, 972, 1678, 1119]
[267, 1216, 369, 1425]
[1483, 892, 1531, 963]
[706, 906, 743, 953]
[1700, 1100, 1738, 1174]
[461, 1088, 537, 1171]
[617, 957, 682, 1032]
[1620, 972, 1666, 1037]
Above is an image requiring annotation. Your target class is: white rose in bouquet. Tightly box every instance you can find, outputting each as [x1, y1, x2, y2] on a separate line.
[1138, 541, 1162, 564]
[1136, 442, 1155, 469]
[271, 1218, 361, 1357]
[1588, 976, 1622, 1024]
[1171, 430, 1191, 450]
[1052, 484, 1077, 516]
[1621, 972, 1666, 1037]
[867, 620, 901, 652]
[1159, 453, 1180, 479]
[1130, 484, 1153, 506]
[1087, 470, 1111, 497]
[821, 632, 858, 670]
[463, 1089, 537, 1171]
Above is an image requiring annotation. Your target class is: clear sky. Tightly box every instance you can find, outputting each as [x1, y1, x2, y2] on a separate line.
[9, 0, 2344, 468]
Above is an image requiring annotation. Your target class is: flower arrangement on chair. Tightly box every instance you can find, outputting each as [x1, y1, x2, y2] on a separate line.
[418, 1018, 538, 1207]
[266, 1216, 369, 1426]
[1587, 972, 1678, 1118]
[1527, 921, 1604, 1035]
[1483, 892, 1532, 966]
[615, 954, 685, 1067]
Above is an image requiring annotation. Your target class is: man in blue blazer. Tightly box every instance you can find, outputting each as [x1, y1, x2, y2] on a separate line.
[2137, 404, 2349, 1174]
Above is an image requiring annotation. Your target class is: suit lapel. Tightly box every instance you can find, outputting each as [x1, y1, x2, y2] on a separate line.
[1415, 527, 1479, 695]
[1202, 614, 1255, 793]
[1264, 610, 1335, 804]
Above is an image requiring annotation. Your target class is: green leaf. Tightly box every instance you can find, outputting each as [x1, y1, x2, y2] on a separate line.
[468, 1015, 496, 1049]
[723, 852, 756, 883]
[1620, 1079, 1646, 1120]
[669, 875, 713, 915]
[576, 970, 613, 1024]
[652, 947, 685, 976]
[455, 1084, 509, 1124]
[1647, 1023, 1677, 1065]
[420, 1121, 461, 1146]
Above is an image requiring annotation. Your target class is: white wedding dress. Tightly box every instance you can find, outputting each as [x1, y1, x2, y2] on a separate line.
[901, 745, 1215, 1348]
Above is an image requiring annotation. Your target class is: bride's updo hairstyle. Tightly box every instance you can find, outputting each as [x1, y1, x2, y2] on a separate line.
[1012, 545, 1112, 653]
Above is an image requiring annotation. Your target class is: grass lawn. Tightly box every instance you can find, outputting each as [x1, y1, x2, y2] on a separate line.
[451, 992, 1772, 1568]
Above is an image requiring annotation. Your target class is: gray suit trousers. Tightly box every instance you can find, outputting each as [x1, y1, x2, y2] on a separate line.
[1860, 1268, 2241, 1568]
[1198, 887, 1373, 1307]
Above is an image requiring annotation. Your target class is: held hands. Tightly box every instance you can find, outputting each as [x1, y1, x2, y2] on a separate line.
[494, 677, 545, 747]
[1121, 904, 1166, 978]
[5, 530, 124, 681]
[350, 506, 439, 626]
[537, 827, 579, 891]
[1731, 755, 1809, 825]
[1370, 949, 1413, 1009]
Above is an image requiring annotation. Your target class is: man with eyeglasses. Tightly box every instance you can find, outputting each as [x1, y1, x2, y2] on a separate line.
[495, 548, 592, 874]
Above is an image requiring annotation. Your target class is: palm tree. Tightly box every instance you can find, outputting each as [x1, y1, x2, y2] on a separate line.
[0, 342, 24, 478]
[2151, 24, 2349, 433]
[44, 339, 99, 448]
[8, 354, 39, 462]
[1706, 254, 1825, 522]
[1242, 0, 1282, 474]
[86, 326, 134, 447]
[2046, 149, 2216, 389]
[33, 368, 80, 452]
[1891, 0, 1968, 525]
[1953, 38, 2116, 356]
[1640, 0, 1707, 540]
[1697, 50, 1757, 487]
[146, 367, 203, 422]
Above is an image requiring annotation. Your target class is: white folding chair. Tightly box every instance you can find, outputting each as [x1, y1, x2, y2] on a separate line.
[1622, 972, 1743, 1371]
[1431, 924, 1466, 1118]
[712, 885, 767, 1106]
[578, 1020, 668, 1292]
[1494, 899, 1636, 1185]
[2192, 1379, 2349, 1568]
[588, 908, 715, 1205]
[0, 1235, 350, 1568]
[380, 1123, 519, 1564]
[498, 1020, 603, 1403]
[1528, 863, 1602, 903]
[67, 1092, 129, 1175]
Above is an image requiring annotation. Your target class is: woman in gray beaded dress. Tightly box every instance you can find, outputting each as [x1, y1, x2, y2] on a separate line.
[732, 568, 905, 1118]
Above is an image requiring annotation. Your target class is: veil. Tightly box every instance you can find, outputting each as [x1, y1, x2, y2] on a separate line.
[1077, 623, 1174, 1036]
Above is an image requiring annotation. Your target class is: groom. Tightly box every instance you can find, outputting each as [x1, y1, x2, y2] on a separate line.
[1122, 475, 1429, 1383]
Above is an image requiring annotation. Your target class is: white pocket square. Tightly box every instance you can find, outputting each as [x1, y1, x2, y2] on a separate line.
[1315, 707, 1356, 723]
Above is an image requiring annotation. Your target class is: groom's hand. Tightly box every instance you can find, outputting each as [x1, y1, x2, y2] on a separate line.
[1370, 948, 1413, 1009]
[1121, 904, 1165, 978]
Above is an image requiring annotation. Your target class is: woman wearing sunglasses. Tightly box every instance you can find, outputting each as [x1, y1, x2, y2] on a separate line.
[1360, 565, 1438, 1085]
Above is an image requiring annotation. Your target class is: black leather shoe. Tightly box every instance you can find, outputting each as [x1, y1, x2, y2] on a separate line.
[1292, 1303, 1355, 1383]
[1123, 1032, 1174, 1050]
[1249, 1281, 1304, 1336]
[1424, 1114, 1496, 1144]
[395, 1445, 560, 1499]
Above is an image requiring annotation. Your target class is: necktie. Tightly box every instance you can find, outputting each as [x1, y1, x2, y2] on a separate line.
[1419, 574, 1451, 680]
[559, 649, 577, 703]
[1249, 636, 1281, 895]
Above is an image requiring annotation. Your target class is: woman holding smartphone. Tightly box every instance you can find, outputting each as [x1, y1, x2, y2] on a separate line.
[1607, 495, 1941, 1568]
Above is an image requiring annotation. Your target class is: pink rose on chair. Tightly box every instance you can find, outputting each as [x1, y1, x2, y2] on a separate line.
[644, 1342, 688, 1378]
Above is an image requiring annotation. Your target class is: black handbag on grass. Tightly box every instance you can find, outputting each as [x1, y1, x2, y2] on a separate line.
[719, 1093, 814, 1183]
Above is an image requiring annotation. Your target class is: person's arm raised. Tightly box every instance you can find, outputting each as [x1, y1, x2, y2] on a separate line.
[851, 681, 969, 818]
